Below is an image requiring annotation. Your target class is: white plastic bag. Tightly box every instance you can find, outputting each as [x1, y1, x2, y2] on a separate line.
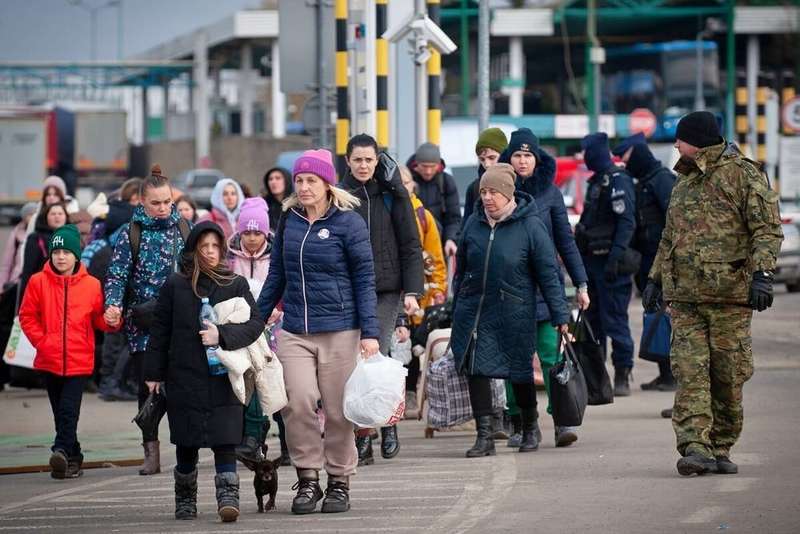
[389, 332, 412, 366]
[343, 353, 408, 428]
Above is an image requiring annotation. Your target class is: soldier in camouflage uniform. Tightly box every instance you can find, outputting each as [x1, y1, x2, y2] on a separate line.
[644, 111, 783, 477]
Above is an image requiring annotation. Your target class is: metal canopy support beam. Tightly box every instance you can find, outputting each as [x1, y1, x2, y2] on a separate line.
[240, 42, 254, 137]
[271, 39, 286, 139]
[193, 31, 210, 167]
[477, 0, 489, 132]
[508, 36, 524, 117]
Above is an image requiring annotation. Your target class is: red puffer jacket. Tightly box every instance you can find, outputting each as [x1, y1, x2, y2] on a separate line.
[19, 262, 119, 376]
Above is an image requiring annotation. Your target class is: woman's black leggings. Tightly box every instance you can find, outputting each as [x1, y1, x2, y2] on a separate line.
[175, 444, 237, 474]
[468, 376, 536, 418]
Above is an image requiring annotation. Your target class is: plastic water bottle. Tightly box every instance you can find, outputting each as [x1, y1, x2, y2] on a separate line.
[200, 298, 227, 376]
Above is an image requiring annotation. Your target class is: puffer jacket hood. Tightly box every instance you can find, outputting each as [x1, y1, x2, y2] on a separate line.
[209, 178, 244, 230]
[19, 262, 118, 377]
[262, 167, 293, 200]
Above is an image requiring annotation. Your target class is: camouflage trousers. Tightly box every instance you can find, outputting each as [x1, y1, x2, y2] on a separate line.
[670, 302, 754, 458]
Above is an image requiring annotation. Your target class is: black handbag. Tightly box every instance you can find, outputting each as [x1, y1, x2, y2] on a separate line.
[549, 334, 589, 427]
[572, 311, 614, 405]
[132, 389, 167, 437]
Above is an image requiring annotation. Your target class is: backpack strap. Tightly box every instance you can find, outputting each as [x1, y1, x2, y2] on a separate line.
[177, 217, 191, 242]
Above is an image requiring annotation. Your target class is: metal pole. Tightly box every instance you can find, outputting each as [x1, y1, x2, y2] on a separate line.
[319, 1, 330, 149]
[415, 0, 427, 146]
[118, 1, 123, 60]
[694, 30, 706, 111]
[477, 0, 489, 132]
[90, 9, 97, 61]
[509, 36, 524, 117]
[725, 0, 736, 141]
[587, 0, 598, 133]
[427, 0, 442, 145]
[459, 0, 470, 116]
[746, 35, 759, 155]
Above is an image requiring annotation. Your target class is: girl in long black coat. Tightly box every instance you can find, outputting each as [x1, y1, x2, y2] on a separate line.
[145, 221, 264, 523]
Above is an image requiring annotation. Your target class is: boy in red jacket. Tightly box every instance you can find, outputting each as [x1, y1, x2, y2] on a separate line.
[19, 224, 121, 479]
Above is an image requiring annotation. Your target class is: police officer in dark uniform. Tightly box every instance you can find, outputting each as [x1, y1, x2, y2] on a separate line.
[613, 133, 677, 393]
[576, 133, 638, 396]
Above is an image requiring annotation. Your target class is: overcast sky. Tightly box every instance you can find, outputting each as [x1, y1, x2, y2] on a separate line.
[0, 0, 262, 61]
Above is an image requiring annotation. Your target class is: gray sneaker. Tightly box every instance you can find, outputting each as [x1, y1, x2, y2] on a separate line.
[506, 432, 522, 448]
[555, 426, 578, 447]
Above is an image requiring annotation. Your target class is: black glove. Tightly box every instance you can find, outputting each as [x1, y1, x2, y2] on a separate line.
[642, 280, 662, 314]
[749, 271, 774, 312]
[604, 256, 620, 283]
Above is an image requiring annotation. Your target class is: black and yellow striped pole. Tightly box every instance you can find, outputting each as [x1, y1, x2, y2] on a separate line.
[335, 0, 349, 177]
[782, 70, 796, 136]
[427, 0, 441, 145]
[376, 0, 389, 151]
[735, 70, 749, 155]
[756, 73, 769, 163]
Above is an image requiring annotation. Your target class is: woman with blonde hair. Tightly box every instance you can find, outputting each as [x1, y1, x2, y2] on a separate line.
[257, 148, 379, 515]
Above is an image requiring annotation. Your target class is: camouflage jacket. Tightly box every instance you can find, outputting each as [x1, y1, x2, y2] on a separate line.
[649, 141, 783, 304]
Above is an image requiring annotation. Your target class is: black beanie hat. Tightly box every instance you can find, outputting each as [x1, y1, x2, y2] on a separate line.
[507, 128, 540, 157]
[675, 111, 721, 148]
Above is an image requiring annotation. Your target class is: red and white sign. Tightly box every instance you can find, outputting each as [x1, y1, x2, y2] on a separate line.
[629, 108, 657, 138]
[782, 97, 800, 133]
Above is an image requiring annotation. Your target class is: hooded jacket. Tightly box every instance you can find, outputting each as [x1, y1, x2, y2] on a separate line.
[201, 178, 244, 239]
[144, 222, 264, 447]
[20, 262, 119, 377]
[339, 171, 425, 296]
[227, 233, 271, 299]
[650, 141, 783, 304]
[262, 167, 293, 231]
[451, 191, 570, 383]
[409, 194, 447, 312]
[406, 155, 463, 244]
[104, 204, 188, 353]
[499, 147, 587, 322]
[0, 221, 28, 288]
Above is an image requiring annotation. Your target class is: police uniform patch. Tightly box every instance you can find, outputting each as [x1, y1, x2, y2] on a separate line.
[612, 199, 626, 214]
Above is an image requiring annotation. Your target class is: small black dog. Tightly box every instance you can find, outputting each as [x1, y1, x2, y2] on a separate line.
[239, 445, 280, 512]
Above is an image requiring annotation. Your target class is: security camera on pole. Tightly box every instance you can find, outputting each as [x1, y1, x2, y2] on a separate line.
[383, 1, 456, 147]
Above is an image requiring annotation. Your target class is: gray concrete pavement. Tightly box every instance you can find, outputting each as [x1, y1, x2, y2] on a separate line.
[0, 290, 798, 532]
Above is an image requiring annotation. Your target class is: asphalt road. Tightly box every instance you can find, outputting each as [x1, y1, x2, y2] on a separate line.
[1, 290, 798, 533]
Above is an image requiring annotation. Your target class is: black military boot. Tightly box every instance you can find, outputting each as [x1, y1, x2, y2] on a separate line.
[173, 467, 198, 520]
[321, 475, 350, 513]
[291, 469, 323, 514]
[614, 367, 632, 397]
[380, 425, 400, 459]
[677, 453, 718, 476]
[715, 456, 738, 475]
[465, 415, 496, 458]
[214, 472, 240, 522]
[356, 434, 374, 466]
[519, 408, 541, 452]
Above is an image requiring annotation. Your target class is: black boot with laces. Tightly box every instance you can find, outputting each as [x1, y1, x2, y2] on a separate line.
[321, 476, 350, 513]
[291, 469, 323, 514]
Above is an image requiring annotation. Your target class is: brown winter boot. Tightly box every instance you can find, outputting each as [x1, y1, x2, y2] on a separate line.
[139, 441, 161, 475]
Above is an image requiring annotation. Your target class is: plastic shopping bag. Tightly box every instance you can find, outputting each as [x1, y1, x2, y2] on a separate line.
[343, 353, 408, 428]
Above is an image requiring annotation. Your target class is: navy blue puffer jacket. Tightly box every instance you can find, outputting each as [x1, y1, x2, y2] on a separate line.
[499, 148, 587, 322]
[256, 204, 379, 339]
[451, 192, 570, 383]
